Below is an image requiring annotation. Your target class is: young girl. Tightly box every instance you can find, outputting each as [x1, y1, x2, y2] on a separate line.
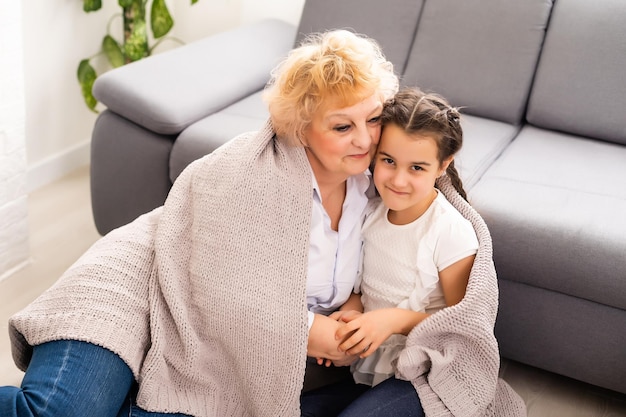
[335, 87, 479, 415]
[305, 87, 526, 416]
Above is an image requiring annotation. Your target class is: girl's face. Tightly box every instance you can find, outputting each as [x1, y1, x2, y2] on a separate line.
[303, 95, 383, 184]
[374, 123, 451, 225]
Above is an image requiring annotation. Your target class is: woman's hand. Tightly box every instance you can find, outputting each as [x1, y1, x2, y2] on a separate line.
[321, 354, 360, 367]
[308, 314, 359, 363]
[315, 310, 363, 366]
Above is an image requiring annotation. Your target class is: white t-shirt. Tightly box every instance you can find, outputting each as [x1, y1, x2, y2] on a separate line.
[353, 190, 479, 386]
[306, 171, 371, 329]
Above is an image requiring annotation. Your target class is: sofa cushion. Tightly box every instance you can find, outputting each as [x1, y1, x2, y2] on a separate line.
[93, 19, 295, 135]
[295, 0, 424, 73]
[169, 91, 268, 182]
[527, 0, 626, 145]
[402, 0, 552, 125]
[469, 125, 626, 311]
[455, 115, 520, 191]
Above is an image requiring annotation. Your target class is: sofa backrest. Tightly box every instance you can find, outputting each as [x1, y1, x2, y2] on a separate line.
[401, 0, 553, 125]
[526, 0, 626, 146]
[295, 0, 424, 75]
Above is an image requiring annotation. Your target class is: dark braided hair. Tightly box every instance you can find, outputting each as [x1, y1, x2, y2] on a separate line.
[380, 87, 468, 200]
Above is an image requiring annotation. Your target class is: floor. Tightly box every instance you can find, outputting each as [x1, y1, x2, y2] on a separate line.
[1, 166, 625, 416]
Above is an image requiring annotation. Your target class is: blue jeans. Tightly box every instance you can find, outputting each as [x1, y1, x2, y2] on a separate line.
[0, 340, 189, 417]
[300, 376, 424, 417]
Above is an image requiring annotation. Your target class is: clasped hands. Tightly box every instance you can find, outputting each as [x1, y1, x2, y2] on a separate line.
[309, 309, 396, 367]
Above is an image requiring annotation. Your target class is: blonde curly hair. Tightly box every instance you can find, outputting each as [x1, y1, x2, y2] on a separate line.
[263, 29, 399, 146]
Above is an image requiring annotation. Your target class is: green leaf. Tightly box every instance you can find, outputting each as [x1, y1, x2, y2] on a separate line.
[124, 19, 149, 61]
[83, 0, 102, 12]
[191, 0, 199, 4]
[77, 59, 98, 112]
[102, 35, 125, 68]
[118, 0, 133, 7]
[151, 0, 174, 39]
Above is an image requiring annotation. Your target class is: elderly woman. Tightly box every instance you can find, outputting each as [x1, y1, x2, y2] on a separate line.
[0, 30, 398, 417]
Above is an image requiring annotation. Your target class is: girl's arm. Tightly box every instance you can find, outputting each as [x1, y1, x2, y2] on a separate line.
[336, 254, 475, 357]
[439, 254, 474, 306]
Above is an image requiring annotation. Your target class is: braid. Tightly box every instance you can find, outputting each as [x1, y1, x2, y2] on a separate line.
[444, 160, 467, 201]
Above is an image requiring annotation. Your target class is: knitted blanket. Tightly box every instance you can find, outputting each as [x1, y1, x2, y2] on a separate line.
[10, 121, 313, 417]
[395, 175, 527, 416]
[9, 120, 526, 416]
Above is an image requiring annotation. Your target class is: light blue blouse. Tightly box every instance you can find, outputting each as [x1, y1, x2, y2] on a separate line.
[306, 171, 371, 329]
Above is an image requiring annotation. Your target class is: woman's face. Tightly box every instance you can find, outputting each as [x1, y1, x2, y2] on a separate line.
[303, 95, 383, 184]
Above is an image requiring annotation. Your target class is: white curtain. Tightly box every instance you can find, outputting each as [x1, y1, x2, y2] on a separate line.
[0, 0, 30, 280]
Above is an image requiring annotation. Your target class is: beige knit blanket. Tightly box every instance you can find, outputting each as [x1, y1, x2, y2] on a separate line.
[395, 175, 527, 416]
[9, 121, 525, 416]
[10, 121, 313, 416]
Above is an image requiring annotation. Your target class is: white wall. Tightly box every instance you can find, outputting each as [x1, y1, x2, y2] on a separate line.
[21, 0, 118, 191]
[240, 0, 304, 27]
[20, 0, 304, 192]
[172, 0, 304, 45]
[0, 1, 29, 280]
[170, 0, 242, 46]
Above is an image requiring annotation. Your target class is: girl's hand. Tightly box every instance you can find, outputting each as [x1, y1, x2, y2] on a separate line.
[334, 309, 398, 358]
[336, 308, 430, 357]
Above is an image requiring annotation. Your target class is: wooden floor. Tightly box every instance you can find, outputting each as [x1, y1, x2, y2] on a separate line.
[1, 166, 625, 416]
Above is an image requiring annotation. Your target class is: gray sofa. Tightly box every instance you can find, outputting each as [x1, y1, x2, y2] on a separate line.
[90, 0, 626, 394]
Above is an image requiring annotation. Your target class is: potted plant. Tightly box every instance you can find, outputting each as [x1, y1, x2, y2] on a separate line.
[78, 0, 199, 112]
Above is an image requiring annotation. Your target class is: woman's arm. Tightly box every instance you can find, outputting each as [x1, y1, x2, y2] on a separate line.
[339, 292, 363, 313]
[327, 292, 363, 322]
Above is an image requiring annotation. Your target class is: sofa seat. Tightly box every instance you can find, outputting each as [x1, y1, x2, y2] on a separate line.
[469, 126, 626, 393]
[471, 126, 626, 310]
[169, 91, 269, 183]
